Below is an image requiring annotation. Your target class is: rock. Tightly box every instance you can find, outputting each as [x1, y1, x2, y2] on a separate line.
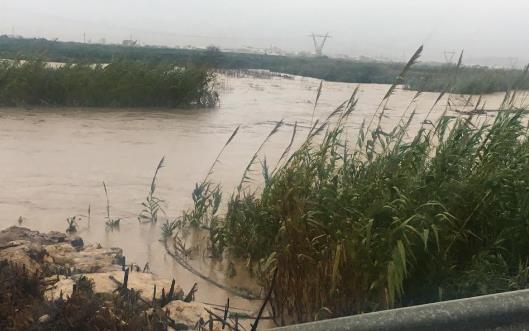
[45, 277, 75, 300]
[47, 231, 67, 243]
[45, 243, 122, 273]
[38, 314, 50, 323]
[44, 243, 75, 264]
[0, 228, 123, 275]
[45, 270, 183, 303]
[0, 239, 28, 250]
[0, 244, 42, 273]
[0, 239, 47, 273]
[165, 300, 222, 331]
[69, 236, 84, 249]
[1, 226, 193, 326]
[0, 226, 66, 245]
[27, 242, 46, 260]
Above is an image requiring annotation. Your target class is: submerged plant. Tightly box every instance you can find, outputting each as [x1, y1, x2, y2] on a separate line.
[182, 182, 223, 228]
[66, 216, 79, 233]
[139, 156, 166, 224]
[105, 218, 120, 229]
[179, 126, 240, 230]
[103, 181, 120, 230]
[161, 219, 178, 239]
[162, 218, 190, 257]
[163, 126, 241, 261]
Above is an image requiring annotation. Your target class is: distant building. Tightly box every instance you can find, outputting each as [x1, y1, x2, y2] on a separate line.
[122, 40, 137, 47]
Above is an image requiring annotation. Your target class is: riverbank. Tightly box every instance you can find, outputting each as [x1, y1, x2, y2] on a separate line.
[0, 226, 247, 330]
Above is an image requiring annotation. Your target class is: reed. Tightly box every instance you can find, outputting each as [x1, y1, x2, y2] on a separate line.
[218, 104, 529, 324]
[138, 156, 166, 224]
[173, 56, 529, 324]
[104, 42, 529, 324]
[0, 59, 217, 108]
[103, 181, 120, 229]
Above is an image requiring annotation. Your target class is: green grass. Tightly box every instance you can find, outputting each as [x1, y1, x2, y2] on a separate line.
[0, 59, 217, 108]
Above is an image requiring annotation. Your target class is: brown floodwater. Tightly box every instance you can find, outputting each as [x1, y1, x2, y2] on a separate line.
[0, 73, 525, 324]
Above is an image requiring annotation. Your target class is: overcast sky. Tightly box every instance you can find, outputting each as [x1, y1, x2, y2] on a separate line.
[1, 0, 528, 65]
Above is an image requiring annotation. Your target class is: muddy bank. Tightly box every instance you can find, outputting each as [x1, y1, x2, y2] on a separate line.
[0, 226, 254, 330]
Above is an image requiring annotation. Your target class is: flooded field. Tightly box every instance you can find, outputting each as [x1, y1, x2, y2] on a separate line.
[0, 73, 522, 315]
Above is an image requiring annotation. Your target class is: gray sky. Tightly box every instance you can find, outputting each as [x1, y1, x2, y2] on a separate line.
[1, 0, 528, 65]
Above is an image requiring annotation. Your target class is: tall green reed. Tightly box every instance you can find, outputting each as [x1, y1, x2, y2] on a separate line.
[139, 157, 166, 224]
[158, 45, 529, 324]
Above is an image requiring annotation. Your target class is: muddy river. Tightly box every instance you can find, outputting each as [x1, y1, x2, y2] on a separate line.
[0, 72, 523, 317]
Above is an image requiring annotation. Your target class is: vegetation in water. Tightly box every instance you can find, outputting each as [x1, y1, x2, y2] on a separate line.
[65, 216, 79, 233]
[0, 58, 217, 108]
[138, 156, 166, 224]
[219, 105, 529, 324]
[103, 182, 121, 230]
[161, 219, 179, 239]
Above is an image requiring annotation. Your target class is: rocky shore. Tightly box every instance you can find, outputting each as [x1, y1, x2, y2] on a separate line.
[0, 226, 230, 330]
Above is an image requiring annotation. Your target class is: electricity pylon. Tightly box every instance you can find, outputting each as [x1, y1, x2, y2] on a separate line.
[443, 51, 456, 64]
[310, 33, 331, 56]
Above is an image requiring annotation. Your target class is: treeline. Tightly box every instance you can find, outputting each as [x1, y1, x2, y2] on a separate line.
[1, 36, 528, 94]
[0, 36, 405, 84]
[0, 60, 217, 107]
